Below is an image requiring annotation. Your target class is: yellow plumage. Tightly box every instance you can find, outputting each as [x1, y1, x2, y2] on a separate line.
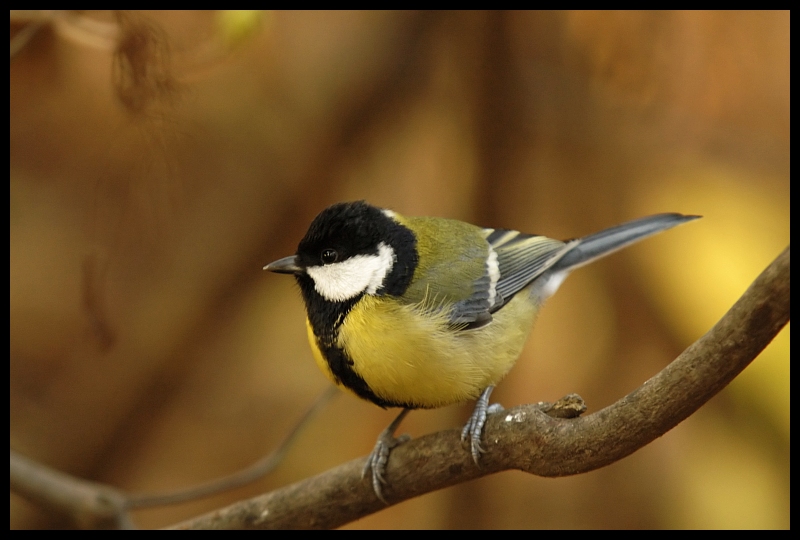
[325, 286, 537, 408]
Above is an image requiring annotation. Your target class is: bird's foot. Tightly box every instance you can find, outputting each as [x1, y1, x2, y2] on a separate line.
[362, 409, 411, 503]
[461, 386, 503, 466]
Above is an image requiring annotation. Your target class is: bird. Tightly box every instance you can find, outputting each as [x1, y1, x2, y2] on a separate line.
[264, 200, 699, 502]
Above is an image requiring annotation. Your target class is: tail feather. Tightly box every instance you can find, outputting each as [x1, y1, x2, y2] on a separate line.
[552, 213, 700, 273]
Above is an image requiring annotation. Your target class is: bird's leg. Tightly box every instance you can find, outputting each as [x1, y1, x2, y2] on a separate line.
[461, 386, 503, 465]
[363, 408, 411, 503]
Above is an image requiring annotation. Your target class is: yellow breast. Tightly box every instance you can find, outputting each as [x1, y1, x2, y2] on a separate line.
[317, 288, 538, 409]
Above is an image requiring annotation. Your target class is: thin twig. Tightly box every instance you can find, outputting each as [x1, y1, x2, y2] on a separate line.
[10, 386, 337, 528]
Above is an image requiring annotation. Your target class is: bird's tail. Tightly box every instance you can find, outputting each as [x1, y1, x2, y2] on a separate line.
[551, 213, 700, 273]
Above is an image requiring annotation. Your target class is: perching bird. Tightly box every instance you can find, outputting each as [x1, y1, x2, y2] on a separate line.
[265, 201, 699, 501]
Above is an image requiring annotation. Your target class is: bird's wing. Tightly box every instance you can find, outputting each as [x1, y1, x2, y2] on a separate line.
[482, 228, 574, 307]
[400, 217, 574, 328]
[418, 215, 697, 328]
[444, 262, 497, 328]
[443, 229, 574, 328]
[412, 229, 574, 330]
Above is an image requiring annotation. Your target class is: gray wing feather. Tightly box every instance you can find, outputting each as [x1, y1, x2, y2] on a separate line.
[487, 229, 574, 304]
[448, 268, 495, 327]
[446, 228, 574, 327]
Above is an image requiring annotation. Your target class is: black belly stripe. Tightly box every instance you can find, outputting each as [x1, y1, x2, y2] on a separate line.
[317, 340, 404, 408]
[297, 274, 411, 409]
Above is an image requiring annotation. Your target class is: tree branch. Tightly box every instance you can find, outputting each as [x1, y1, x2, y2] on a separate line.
[175, 246, 789, 530]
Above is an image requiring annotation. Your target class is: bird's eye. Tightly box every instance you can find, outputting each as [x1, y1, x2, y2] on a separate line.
[321, 249, 338, 264]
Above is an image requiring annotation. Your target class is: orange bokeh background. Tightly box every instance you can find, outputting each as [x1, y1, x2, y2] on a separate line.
[10, 11, 789, 529]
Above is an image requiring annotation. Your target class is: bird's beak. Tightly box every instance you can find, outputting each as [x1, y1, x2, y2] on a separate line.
[263, 255, 303, 275]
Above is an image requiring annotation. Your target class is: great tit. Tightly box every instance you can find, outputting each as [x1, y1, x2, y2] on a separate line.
[265, 201, 699, 501]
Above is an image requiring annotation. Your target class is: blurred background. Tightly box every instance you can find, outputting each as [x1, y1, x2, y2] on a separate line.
[10, 11, 789, 529]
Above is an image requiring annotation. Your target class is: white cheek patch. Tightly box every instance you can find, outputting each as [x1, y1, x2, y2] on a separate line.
[306, 242, 396, 302]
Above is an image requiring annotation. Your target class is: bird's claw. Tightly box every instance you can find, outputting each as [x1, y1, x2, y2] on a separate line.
[461, 386, 502, 466]
[363, 409, 411, 503]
